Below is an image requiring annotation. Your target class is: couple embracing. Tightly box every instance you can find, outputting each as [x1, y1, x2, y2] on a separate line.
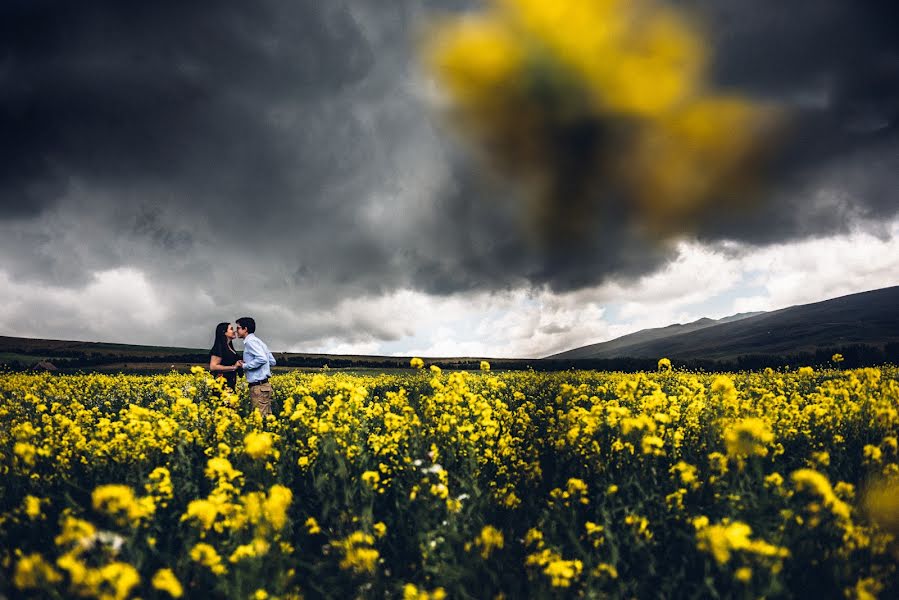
[209, 317, 276, 417]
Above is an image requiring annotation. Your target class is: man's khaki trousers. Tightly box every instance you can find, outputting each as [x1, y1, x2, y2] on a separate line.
[249, 382, 273, 417]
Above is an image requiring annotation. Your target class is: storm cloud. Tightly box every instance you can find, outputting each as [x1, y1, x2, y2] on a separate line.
[0, 0, 897, 350]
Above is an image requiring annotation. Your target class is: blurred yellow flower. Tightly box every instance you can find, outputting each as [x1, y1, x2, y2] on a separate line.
[335, 531, 380, 574]
[864, 477, 899, 534]
[404, 583, 447, 600]
[723, 418, 774, 459]
[13, 553, 62, 590]
[695, 520, 789, 564]
[190, 543, 227, 575]
[374, 522, 387, 538]
[305, 516, 322, 535]
[23, 495, 44, 519]
[151, 568, 183, 598]
[244, 431, 274, 460]
[425, 0, 781, 240]
[362, 470, 381, 487]
[92, 484, 155, 527]
[471, 525, 504, 559]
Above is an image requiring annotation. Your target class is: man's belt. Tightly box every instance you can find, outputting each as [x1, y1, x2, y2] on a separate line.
[248, 378, 269, 387]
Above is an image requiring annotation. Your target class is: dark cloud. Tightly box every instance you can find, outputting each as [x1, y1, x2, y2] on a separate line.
[683, 0, 899, 243]
[0, 0, 897, 348]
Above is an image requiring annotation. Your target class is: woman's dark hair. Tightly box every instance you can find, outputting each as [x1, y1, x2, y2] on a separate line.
[210, 322, 235, 357]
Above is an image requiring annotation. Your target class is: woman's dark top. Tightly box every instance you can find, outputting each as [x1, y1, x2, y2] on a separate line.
[210, 340, 240, 389]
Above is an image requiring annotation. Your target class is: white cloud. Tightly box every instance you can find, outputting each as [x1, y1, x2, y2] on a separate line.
[304, 220, 899, 359]
[0, 267, 168, 342]
[732, 222, 899, 312]
[2, 221, 897, 359]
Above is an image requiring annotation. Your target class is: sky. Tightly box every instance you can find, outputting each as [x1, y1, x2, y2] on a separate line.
[1, 0, 897, 358]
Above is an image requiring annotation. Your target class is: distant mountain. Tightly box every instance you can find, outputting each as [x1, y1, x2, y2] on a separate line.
[548, 312, 763, 360]
[546, 286, 899, 361]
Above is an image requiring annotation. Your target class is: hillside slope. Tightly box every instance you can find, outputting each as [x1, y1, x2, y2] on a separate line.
[549, 312, 762, 359]
[547, 286, 899, 360]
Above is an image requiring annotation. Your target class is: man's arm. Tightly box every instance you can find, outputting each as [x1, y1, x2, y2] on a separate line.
[242, 338, 270, 370]
[268, 349, 276, 367]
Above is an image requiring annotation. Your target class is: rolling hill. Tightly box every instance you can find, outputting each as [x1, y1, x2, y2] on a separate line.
[547, 286, 899, 361]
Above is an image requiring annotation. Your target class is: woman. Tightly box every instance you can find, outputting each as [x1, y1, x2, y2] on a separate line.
[209, 322, 242, 389]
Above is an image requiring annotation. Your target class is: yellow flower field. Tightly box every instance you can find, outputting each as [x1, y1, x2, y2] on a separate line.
[1, 363, 898, 598]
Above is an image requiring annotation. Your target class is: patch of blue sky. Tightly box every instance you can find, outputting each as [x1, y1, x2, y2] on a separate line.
[682, 285, 770, 319]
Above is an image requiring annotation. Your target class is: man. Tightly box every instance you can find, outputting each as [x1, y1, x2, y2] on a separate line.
[235, 316, 276, 417]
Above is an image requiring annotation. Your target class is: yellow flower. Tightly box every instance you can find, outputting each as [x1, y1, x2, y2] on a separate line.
[244, 431, 274, 460]
[708, 452, 729, 475]
[642, 434, 665, 455]
[864, 477, 899, 534]
[471, 525, 504, 559]
[670, 461, 699, 488]
[863, 444, 882, 463]
[335, 531, 379, 574]
[410, 357, 425, 369]
[229, 539, 271, 563]
[710, 376, 738, 406]
[92, 484, 155, 527]
[13, 553, 62, 589]
[190, 543, 227, 575]
[145, 467, 174, 504]
[361, 470, 381, 487]
[526, 548, 582, 587]
[480, 360, 491, 371]
[424, 0, 777, 238]
[695, 520, 789, 564]
[723, 418, 774, 459]
[55, 516, 97, 547]
[851, 577, 883, 600]
[305, 516, 322, 535]
[566, 478, 588, 496]
[764, 472, 784, 488]
[791, 469, 851, 521]
[205, 457, 243, 482]
[404, 583, 448, 600]
[657, 357, 672, 372]
[811, 451, 830, 467]
[183, 499, 218, 530]
[152, 568, 183, 598]
[625, 514, 652, 541]
[524, 528, 544, 548]
[97, 562, 141, 600]
[263, 485, 293, 531]
[373, 522, 387, 538]
[23, 495, 44, 519]
[544, 557, 583, 587]
[13, 441, 37, 466]
[593, 563, 618, 579]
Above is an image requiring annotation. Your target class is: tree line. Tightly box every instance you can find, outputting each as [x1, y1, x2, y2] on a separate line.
[2, 342, 897, 373]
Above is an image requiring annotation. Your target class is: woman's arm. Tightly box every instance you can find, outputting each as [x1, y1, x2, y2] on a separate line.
[209, 355, 237, 373]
